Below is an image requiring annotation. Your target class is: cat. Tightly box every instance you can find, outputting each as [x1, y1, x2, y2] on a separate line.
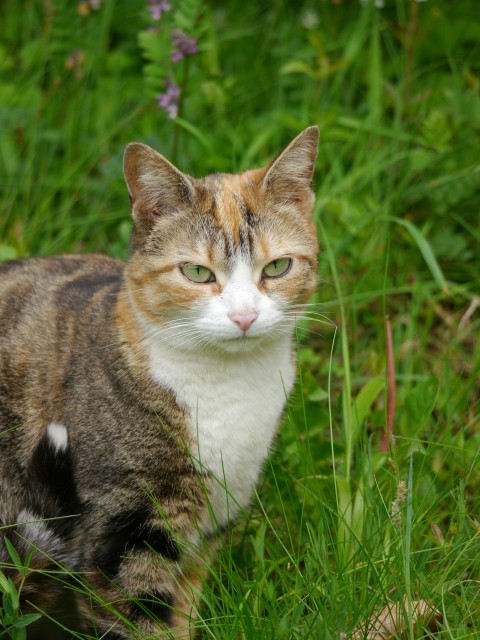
[0, 126, 319, 639]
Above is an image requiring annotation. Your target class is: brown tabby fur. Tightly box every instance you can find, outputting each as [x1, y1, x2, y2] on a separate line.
[0, 127, 319, 638]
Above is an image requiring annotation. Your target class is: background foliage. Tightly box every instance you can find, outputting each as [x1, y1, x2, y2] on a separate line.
[1, 0, 479, 638]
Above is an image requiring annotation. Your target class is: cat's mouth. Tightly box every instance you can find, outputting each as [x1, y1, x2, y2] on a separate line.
[216, 333, 263, 352]
[231, 329, 265, 340]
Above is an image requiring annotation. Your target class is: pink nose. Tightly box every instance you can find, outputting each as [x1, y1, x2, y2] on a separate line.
[229, 312, 258, 332]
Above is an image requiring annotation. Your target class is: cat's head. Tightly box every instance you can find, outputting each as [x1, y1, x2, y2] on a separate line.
[123, 127, 319, 354]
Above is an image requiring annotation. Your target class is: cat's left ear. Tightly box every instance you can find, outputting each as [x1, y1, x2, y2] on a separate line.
[263, 126, 319, 212]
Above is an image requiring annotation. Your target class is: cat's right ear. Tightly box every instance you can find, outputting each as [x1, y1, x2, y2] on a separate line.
[123, 143, 195, 232]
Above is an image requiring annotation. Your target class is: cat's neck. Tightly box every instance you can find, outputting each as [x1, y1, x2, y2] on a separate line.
[145, 326, 296, 531]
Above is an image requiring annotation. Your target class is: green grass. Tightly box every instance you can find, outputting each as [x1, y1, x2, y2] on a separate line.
[1, 0, 479, 638]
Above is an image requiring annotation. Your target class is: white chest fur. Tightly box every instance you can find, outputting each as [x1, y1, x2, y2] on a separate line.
[148, 338, 295, 531]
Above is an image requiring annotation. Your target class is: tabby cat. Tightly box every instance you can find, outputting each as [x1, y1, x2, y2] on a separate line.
[0, 126, 319, 638]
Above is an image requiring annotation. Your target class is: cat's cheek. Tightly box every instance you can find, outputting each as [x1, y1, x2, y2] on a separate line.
[266, 281, 314, 306]
[292, 270, 319, 305]
[195, 298, 240, 339]
[129, 270, 213, 322]
[263, 266, 317, 306]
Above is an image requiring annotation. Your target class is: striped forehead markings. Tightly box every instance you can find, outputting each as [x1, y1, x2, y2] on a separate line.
[233, 193, 258, 228]
[208, 191, 256, 259]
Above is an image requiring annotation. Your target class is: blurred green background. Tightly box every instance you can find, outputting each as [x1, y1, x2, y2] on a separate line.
[1, 0, 479, 637]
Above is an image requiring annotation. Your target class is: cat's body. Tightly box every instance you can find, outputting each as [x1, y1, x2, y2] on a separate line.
[0, 127, 319, 638]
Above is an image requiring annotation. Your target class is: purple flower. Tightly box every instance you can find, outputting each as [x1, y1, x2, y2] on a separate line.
[147, 0, 171, 21]
[157, 78, 180, 118]
[170, 29, 198, 63]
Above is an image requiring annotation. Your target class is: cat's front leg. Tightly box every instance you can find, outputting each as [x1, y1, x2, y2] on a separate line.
[75, 525, 208, 639]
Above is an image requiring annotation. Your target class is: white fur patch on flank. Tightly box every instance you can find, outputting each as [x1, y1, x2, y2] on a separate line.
[46, 422, 69, 452]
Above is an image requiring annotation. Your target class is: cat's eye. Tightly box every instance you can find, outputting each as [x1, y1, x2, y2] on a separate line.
[180, 264, 215, 284]
[262, 258, 292, 279]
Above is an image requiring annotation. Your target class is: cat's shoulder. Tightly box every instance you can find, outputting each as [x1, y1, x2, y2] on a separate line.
[0, 254, 123, 291]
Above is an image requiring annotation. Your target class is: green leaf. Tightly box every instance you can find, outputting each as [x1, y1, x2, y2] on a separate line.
[308, 388, 329, 403]
[280, 61, 316, 78]
[351, 481, 365, 541]
[388, 217, 449, 293]
[299, 347, 321, 366]
[1, 576, 19, 605]
[404, 378, 439, 432]
[3, 592, 16, 619]
[2, 612, 15, 626]
[13, 626, 27, 640]
[352, 376, 385, 432]
[335, 476, 352, 523]
[335, 476, 354, 565]
[0, 244, 18, 261]
[420, 109, 452, 152]
[367, 17, 382, 123]
[3, 538, 23, 572]
[0, 570, 11, 593]
[12, 613, 42, 628]
[174, 117, 214, 153]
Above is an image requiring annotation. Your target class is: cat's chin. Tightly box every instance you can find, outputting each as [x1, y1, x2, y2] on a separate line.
[215, 335, 264, 354]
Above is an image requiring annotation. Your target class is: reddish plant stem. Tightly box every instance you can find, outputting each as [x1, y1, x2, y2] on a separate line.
[382, 315, 396, 452]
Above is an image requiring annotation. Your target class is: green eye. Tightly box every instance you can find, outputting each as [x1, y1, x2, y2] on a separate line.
[262, 258, 292, 278]
[180, 264, 215, 283]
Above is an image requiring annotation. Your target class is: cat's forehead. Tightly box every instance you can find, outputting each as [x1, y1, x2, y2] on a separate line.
[166, 168, 315, 270]
[191, 170, 265, 261]
[196, 170, 262, 223]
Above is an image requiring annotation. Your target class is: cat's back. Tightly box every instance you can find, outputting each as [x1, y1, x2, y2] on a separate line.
[0, 255, 124, 443]
[0, 254, 123, 307]
[0, 254, 122, 336]
[0, 253, 124, 351]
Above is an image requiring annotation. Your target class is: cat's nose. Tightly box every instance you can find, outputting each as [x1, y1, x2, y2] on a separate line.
[229, 311, 258, 332]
